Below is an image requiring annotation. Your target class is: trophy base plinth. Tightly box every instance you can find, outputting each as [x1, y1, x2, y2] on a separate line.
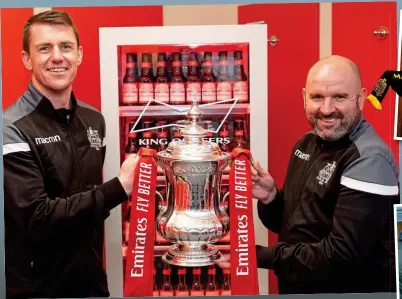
[162, 243, 221, 267]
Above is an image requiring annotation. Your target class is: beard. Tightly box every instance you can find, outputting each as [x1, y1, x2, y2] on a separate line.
[306, 103, 361, 141]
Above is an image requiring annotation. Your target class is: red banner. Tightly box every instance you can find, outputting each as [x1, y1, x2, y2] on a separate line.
[229, 148, 259, 295]
[124, 148, 158, 297]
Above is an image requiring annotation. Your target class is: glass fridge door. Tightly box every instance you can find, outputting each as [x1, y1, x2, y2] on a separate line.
[99, 24, 268, 297]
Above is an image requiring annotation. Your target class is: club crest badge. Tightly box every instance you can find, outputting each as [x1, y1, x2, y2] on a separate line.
[87, 127, 102, 151]
[317, 161, 336, 185]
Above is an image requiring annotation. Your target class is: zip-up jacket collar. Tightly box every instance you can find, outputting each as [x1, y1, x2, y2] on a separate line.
[27, 81, 77, 125]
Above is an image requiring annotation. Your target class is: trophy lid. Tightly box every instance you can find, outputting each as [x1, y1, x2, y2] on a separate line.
[157, 99, 229, 161]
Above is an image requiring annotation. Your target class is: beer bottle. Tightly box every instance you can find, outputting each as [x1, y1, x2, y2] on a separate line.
[172, 120, 183, 142]
[221, 269, 231, 295]
[190, 267, 204, 296]
[122, 52, 138, 106]
[176, 268, 189, 296]
[153, 268, 160, 296]
[227, 119, 250, 152]
[203, 120, 215, 142]
[170, 52, 186, 105]
[138, 53, 154, 105]
[154, 53, 170, 104]
[201, 52, 217, 103]
[160, 264, 174, 296]
[232, 50, 249, 103]
[216, 51, 232, 102]
[124, 121, 138, 159]
[156, 120, 169, 152]
[186, 52, 201, 103]
[218, 121, 230, 152]
[205, 266, 219, 296]
[139, 120, 157, 150]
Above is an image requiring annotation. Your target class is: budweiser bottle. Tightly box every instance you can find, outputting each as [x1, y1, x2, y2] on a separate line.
[176, 268, 189, 296]
[218, 121, 230, 152]
[156, 120, 169, 152]
[221, 269, 231, 295]
[227, 119, 250, 152]
[190, 267, 204, 296]
[166, 53, 173, 82]
[172, 120, 183, 142]
[186, 52, 201, 102]
[160, 264, 174, 296]
[170, 52, 186, 105]
[138, 120, 157, 150]
[203, 120, 215, 142]
[205, 266, 219, 296]
[153, 268, 160, 296]
[180, 48, 190, 78]
[232, 50, 249, 103]
[216, 51, 232, 102]
[122, 201, 131, 256]
[201, 52, 217, 103]
[138, 53, 154, 105]
[154, 53, 170, 104]
[124, 121, 138, 159]
[121, 52, 138, 106]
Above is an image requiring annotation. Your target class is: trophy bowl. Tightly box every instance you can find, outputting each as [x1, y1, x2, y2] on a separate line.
[155, 100, 232, 267]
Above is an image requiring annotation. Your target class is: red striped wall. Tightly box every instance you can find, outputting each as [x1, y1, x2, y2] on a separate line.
[1, 8, 33, 110]
[0, 3, 399, 295]
[238, 3, 320, 294]
[332, 2, 399, 162]
[51, 6, 163, 111]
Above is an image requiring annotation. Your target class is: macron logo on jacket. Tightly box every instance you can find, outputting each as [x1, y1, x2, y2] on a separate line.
[294, 149, 310, 161]
[35, 135, 61, 145]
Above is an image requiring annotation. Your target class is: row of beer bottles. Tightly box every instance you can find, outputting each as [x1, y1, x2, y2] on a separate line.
[121, 50, 249, 106]
[124, 118, 250, 157]
[121, 256, 231, 296]
[153, 262, 231, 297]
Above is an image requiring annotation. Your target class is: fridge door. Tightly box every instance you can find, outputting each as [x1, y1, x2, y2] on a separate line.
[99, 24, 268, 297]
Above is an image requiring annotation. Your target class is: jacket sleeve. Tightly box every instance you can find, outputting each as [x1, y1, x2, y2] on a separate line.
[255, 154, 399, 281]
[257, 187, 284, 234]
[3, 123, 128, 242]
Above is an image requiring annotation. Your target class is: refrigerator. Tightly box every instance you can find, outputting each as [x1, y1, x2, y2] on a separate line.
[99, 24, 268, 297]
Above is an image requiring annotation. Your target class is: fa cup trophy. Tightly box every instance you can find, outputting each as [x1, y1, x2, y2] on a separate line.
[155, 99, 232, 267]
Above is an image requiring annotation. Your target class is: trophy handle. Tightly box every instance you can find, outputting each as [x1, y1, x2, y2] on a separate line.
[221, 191, 230, 211]
[155, 190, 166, 211]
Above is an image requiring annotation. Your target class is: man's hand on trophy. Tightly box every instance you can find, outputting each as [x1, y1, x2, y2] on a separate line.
[118, 153, 139, 197]
[216, 254, 230, 269]
[251, 159, 277, 204]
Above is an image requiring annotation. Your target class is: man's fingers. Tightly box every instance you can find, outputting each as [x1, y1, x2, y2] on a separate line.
[216, 254, 231, 269]
[217, 261, 230, 269]
[252, 159, 270, 177]
[218, 254, 230, 262]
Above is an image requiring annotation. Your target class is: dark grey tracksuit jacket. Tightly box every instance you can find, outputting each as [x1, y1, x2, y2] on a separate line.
[256, 116, 399, 294]
[3, 82, 127, 298]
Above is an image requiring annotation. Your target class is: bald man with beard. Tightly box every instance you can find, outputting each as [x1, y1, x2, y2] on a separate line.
[223, 55, 399, 294]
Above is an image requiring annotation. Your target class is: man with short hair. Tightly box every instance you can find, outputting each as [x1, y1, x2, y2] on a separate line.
[3, 10, 136, 298]
[220, 55, 399, 294]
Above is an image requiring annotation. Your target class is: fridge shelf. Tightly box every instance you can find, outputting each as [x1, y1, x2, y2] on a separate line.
[119, 103, 250, 117]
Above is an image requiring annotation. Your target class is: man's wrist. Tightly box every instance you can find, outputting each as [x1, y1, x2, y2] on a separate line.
[260, 186, 278, 204]
[256, 244, 274, 269]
